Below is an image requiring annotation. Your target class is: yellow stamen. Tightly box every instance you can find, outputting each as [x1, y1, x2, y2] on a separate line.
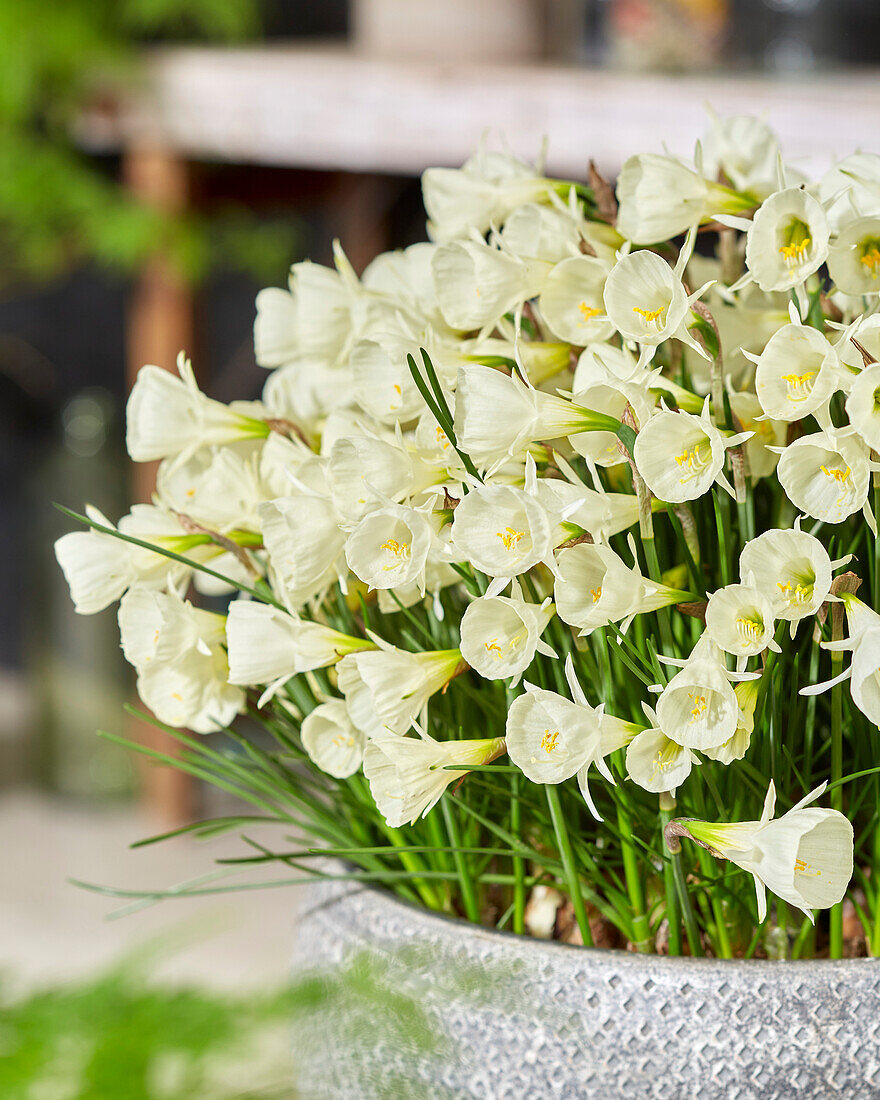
[633, 305, 665, 325]
[779, 238, 811, 264]
[777, 580, 812, 605]
[331, 734, 356, 749]
[380, 539, 410, 569]
[688, 691, 708, 721]
[860, 247, 880, 276]
[435, 426, 451, 450]
[735, 616, 763, 644]
[820, 464, 851, 483]
[484, 640, 503, 658]
[794, 857, 821, 877]
[590, 586, 602, 603]
[496, 527, 525, 551]
[780, 371, 817, 401]
[578, 302, 603, 324]
[674, 442, 710, 482]
[541, 729, 560, 753]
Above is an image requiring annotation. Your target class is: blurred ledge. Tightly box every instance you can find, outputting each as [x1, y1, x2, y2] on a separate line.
[78, 43, 880, 178]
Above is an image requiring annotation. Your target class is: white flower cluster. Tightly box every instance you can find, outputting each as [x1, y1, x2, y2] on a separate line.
[57, 114, 880, 923]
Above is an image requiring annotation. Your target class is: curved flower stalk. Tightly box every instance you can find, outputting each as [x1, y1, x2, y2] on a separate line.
[126, 354, 270, 465]
[117, 586, 244, 733]
[453, 362, 620, 466]
[301, 700, 365, 779]
[554, 540, 694, 635]
[459, 587, 555, 684]
[225, 600, 375, 706]
[337, 643, 465, 736]
[633, 402, 752, 504]
[506, 655, 640, 819]
[364, 731, 507, 828]
[667, 781, 853, 922]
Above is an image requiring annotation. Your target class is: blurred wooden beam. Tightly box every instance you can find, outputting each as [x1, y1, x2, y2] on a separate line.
[123, 144, 196, 827]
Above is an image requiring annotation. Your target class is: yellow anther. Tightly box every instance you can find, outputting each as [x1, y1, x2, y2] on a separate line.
[380, 539, 410, 569]
[820, 464, 851, 483]
[393, 384, 402, 395]
[688, 691, 708, 721]
[780, 371, 817, 401]
[633, 305, 666, 324]
[779, 238, 811, 263]
[794, 857, 821, 877]
[496, 527, 525, 551]
[590, 586, 603, 603]
[484, 640, 503, 658]
[860, 247, 880, 276]
[735, 616, 762, 644]
[332, 735, 356, 749]
[674, 443, 709, 481]
[578, 302, 603, 323]
[435, 426, 451, 450]
[541, 729, 561, 753]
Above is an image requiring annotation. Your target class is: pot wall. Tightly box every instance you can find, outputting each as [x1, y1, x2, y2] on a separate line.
[292, 878, 880, 1099]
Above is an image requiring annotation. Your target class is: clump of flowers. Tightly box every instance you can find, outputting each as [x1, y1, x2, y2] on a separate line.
[57, 117, 880, 959]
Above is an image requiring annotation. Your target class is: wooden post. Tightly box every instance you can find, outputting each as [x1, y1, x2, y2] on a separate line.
[123, 145, 196, 826]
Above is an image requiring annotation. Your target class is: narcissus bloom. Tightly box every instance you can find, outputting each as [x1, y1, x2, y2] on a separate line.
[846, 361, 880, 451]
[364, 731, 506, 827]
[301, 700, 364, 779]
[676, 781, 853, 922]
[344, 503, 435, 592]
[705, 583, 780, 662]
[459, 590, 555, 682]
[538, 255, 614, 345]
[450, 482, 554, 579]
[744, 187, 830, 292]
[739, 527, 833, 624]
[775, 429, 873, 527]
[749, 321, 839, 423]
[828, 215, 880, 295]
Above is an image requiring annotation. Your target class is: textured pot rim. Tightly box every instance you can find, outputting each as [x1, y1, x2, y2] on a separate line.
[313, 874, 880, 975]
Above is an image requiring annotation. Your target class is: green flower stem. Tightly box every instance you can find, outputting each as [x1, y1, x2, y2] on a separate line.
[829, 603, 845, 959]
[696, 846, 732, 958]
[441, 795, 480, 924]
[642, 535, 674, 655]
[510, 772, 526, 935]
[545, 784, 593, 947]
[617, 802, 651, 952]
[378, 822, 445, 911]
[659, 798, 682, 956]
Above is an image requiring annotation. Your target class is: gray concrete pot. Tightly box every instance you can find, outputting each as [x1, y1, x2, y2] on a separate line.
[292, 877, 880, 1099]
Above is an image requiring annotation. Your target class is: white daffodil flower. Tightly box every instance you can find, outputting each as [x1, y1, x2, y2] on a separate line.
[453, 363, 620, 466]
[301, 700, 365, 779]
[603, 249, 699, 356]
[361, 241, 450, 332]
[633, 403, 751, 503]
[533, 474, 642, 544]
[655, 635, 751, 751]
[819, 152, 880, 232]
[705, 582, 780, 664]
[117, 587, 244, 733]
[459, 589, 555, 683]
[156, 442, 268, 534]
[827, 215, 880, 295]
[537, 255, 614, 345]
[747, 320, 839, 423]
[801, 595, 880, 727]
[258, 494, 346, 609]
[739, 527, 833, 624]
[554, 540, 692, 635]
[225, 600, 374, 704]
[625, 719, 696, 795]
[700, 113, 780, 195]
[422, 148, 554, 242]
[679, 781, 853, 922]
[344, 503, 435, 592]
[432, 240, 549, 332]
[573, 342, 642, 387]
[569, 380, 655, 468]
[350, 334, 432, 424]
[616, 152, 754, 244]
[54, 504, 198, 615]
[501, 200, 620, 265]
[126, 354, 269, 465]
[364, 730, 506, 827]
[846, 361, 880, 451]
[338, 644, 464, 736]
[450, 481, 554, 580]
[744, 187, 830, 292]
[703, 679, 759, 765]
[328, 434, 421, 523]
[775, 428, 873, 528]
[506, 654, 638, 819]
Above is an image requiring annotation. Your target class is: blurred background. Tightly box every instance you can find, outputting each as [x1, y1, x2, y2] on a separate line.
[1, 0, 879, 1093]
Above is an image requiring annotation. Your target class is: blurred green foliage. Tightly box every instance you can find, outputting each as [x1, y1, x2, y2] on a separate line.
[0, 0, 296, 291]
